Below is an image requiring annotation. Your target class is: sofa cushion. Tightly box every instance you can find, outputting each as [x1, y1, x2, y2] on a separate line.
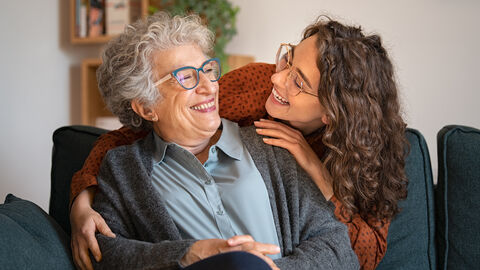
[50, 125, 108, 235]
[436, 125, 480, 270]
[0, 194, 75, 269]
[377, 128, 436, 270]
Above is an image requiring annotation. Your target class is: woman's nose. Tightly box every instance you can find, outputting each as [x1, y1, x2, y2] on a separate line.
[271, 68, 289, 88]
[195, 72, 217, 95]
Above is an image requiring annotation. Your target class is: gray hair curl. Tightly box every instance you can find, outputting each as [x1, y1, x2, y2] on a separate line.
[97, 11, 214, 130]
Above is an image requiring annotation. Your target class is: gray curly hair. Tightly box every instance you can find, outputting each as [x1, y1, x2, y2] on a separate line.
[97, 11, 215, 130]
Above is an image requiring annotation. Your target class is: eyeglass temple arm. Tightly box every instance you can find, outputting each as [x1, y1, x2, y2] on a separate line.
[154, 74, 172, 87]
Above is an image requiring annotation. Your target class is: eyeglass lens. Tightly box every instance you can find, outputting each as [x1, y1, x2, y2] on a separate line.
[276, 45, 291, 72]
[175, 59, 220, 89]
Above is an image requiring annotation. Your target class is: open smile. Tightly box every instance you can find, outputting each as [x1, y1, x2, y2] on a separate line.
[272, 88, 289, 105]
[190, 98, 216, 112]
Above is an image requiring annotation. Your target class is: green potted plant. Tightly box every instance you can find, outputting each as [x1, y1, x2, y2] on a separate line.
[150, 0, 240, 73]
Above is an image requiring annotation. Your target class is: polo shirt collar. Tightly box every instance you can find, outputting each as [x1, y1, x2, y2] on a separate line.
[215, 118, 243, 161]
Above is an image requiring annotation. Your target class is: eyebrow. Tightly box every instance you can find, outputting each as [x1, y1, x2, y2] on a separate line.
[291, 47, 313, 89]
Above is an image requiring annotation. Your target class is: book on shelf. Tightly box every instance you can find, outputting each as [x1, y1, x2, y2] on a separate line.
[88, 0, 105, 37]
[105, 0, 129, 35]
[76, 0, 88, 37]
[74, 0, 143, 39]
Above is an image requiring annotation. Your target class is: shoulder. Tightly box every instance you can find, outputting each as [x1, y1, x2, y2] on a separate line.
[239, 125, 274, 155]
[101, 131, 155, 172]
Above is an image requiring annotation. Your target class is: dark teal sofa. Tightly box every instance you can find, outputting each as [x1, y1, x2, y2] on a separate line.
[1, 125, 479, 269]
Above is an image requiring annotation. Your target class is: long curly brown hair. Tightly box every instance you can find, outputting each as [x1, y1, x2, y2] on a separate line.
[303, 17, 408, 222]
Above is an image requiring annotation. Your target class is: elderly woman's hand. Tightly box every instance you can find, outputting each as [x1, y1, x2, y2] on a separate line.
[255, 119, 333, 200]
[181, 236, 280, 270]
[70, 188, 115, 270]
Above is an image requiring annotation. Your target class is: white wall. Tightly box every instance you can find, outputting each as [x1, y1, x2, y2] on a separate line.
[0, 1, 479, 211]
[0, 1, 101, 210]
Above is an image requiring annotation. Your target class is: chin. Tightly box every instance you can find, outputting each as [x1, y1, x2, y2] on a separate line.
[205, 116, 221, 131]
[265, 99, 284, 120]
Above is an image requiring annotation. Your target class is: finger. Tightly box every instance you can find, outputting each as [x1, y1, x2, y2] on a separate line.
[248, 250, 278, 270]
[235, 241, 281, 255]
[262, 137, 299, 155]
[73, 239, 87, 270]
[256, 128, 300, 144]
[95, 216, 116, 238]
[86, 233, 102, 262]
[71, 239, 82, 270]
[255, 119, 302, 137]
[251, 242, 281, 255]
[227, 235, 254, 246]
[79, 241, 94, 270]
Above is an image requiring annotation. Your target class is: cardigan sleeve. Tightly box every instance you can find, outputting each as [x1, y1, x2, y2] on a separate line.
[330, 195, 389, 270]
[91, 147, 196, 270]
[273, 159, 360, 270]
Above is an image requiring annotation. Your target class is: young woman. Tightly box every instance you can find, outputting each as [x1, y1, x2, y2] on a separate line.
[70, 16, 407, 270]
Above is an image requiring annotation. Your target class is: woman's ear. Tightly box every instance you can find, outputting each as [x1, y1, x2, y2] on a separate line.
[131, 99, 158, 122]
[321, 114, 330, 125]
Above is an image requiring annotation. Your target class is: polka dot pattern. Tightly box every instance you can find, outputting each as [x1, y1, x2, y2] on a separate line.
[69, 62, 388, 269]
[331, 195, 389, 269]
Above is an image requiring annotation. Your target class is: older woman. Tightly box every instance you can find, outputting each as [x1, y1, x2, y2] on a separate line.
[83, 12, 357, 270]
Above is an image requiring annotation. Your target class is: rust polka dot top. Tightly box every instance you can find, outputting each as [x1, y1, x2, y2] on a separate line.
[70, 62, 389, 269]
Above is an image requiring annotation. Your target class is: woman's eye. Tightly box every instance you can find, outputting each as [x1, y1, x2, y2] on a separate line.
[282, 54, 291, 65]
[177, 74, 193, 83]
[294, 76, 303, 89]
[204, 68, 213, 73]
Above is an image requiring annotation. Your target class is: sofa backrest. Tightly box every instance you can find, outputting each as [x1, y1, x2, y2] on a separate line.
[435, 125, 480, 270]
[377, 128, 436, 270]
[50, 125, 108, 235]
[50, 126, 437, 269]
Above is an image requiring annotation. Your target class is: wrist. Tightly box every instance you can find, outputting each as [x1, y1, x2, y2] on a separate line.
[72, 187, 96, 211]
[180, 242, 200, 267]
[309, 163, 334, 200]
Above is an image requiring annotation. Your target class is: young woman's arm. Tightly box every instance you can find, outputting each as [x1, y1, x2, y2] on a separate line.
[330, 196, 389, 270]
[69, 127, 147, 270]
[70, 127, 148, 203]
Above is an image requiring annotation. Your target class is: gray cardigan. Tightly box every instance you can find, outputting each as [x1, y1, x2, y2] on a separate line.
[92, 126, 359, 269]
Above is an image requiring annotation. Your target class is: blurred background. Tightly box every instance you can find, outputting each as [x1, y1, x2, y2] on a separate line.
[1, 0, 479, 211]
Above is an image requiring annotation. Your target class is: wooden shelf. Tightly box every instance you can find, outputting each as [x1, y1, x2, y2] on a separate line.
[81, 58, 114, 126]
[70, 0, 148, 44]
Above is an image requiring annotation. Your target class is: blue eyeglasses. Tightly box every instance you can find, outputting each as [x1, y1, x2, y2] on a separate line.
[154, 58, 221, 90]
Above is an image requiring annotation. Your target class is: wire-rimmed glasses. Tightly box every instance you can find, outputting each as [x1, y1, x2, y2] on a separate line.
[276, 43, 318, 97]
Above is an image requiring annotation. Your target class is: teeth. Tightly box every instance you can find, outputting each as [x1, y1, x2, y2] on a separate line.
[191, 101, 215, 111]
[272, 88, 289, 104]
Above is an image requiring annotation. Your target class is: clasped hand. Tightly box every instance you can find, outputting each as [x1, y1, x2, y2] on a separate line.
[181, 235, 280, 270]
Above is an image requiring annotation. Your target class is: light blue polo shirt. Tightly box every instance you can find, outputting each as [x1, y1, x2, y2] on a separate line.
[151, 118, 281, 259]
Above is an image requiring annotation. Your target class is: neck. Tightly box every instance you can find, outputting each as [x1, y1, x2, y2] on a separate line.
[153, 126, 218, 155]
[288, 120, 325, 136]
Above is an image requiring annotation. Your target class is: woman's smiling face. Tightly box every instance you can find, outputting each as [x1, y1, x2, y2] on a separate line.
[150, 44, 221, 145]
[265, 35, 328, 135]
